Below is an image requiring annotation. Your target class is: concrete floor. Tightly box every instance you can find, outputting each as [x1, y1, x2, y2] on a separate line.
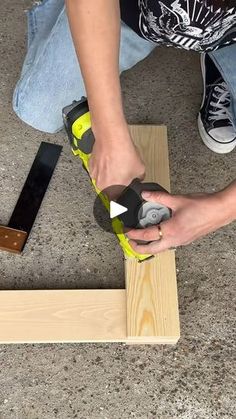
[0, 1, 235, 418]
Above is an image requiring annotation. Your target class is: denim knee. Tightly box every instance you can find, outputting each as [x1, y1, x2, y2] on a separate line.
[12, 12, 154, 133]
[12, 5, 85, 133]
[13, 74, 85, 134]
[13, 86, 57, 133]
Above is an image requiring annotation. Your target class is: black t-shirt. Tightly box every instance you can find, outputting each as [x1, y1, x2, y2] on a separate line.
[120, 0, 236, 52]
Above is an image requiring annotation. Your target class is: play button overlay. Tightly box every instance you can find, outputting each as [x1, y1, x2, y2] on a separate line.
[110, 201, 128, 219]
[93, 181, 171, 234]
[93, 184, 130, 234]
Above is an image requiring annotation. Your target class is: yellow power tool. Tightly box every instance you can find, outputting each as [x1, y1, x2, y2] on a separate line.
[62, 97, 171, 261]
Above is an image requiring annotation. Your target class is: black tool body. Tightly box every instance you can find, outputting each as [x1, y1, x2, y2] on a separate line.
[116, 179, 171, 229]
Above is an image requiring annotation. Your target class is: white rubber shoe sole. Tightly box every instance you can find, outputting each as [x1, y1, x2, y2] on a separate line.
[198, 113, 236, 154]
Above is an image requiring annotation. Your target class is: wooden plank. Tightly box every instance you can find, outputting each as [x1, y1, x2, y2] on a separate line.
[0, 125, 179, 345]
[126, 125, 180, 344]
[0, 290, 126, 343]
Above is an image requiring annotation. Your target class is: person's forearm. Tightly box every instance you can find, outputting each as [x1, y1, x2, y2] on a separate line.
[65, 0, 125, 138]
[217, 180, 236, 223]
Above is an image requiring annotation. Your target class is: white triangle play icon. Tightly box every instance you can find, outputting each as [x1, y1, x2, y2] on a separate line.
[110, 201, 128, 219]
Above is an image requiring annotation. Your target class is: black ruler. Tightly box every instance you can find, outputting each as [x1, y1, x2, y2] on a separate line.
[0, 142, 62, 254]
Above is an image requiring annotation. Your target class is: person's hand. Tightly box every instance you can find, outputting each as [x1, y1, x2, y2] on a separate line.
[127, 190, 232, 254]
[89, 125, 145, 197]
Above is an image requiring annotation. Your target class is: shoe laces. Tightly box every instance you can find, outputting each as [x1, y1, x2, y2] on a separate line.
[209, 82, 232, 123]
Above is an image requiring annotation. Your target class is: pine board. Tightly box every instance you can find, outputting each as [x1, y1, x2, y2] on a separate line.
[126, 125, 180, 344]
[0, 125, 180, 344]
[0, 290, 126, 343]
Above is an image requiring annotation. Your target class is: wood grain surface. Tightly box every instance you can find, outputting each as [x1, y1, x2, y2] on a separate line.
[0, 226, 27, 254]
[0, 290, 126, 343]
[126, 125, 180, 344]
[0, 125, 179, 344]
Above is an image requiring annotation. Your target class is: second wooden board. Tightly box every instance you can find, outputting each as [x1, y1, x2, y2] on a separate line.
[126, 125, 180, 344]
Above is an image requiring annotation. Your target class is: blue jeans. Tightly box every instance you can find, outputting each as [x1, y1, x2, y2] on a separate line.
[13, 0, 236, 133]
[210, 44, 236, 127]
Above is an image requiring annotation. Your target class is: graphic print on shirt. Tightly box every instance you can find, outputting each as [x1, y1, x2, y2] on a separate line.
[138, 0, 236, 51]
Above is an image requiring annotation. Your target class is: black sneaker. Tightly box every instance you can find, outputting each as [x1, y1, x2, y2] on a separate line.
[198, 54, 236, 154]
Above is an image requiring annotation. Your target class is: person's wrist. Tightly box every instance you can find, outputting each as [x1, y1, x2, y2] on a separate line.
[91, 117, 131, 145]
[213, 190, 235, 225]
